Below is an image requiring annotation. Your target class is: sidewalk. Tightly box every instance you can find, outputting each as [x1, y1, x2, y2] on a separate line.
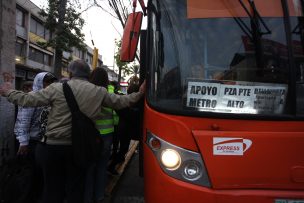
[102, 140, 139, 203]
[110, 150, 144, 203]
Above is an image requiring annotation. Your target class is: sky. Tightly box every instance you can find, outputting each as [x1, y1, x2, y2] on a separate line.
[30, 0, 124, 70]
[81, 5, 122, 69]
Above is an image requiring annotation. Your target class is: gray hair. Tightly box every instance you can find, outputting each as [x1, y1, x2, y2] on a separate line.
[68, 59, 91, 79]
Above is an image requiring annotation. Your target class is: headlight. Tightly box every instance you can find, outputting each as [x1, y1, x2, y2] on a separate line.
[146, 131, 211, 187]
[161, 149, 181, 170]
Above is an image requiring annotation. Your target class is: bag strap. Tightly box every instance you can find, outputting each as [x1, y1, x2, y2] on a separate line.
[62, 82, 80, 114]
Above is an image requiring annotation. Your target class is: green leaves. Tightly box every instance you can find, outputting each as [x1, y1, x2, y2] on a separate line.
[39, 0, 86, 53]
[38, 0, 87, 77]
[114, 39, 139, 82]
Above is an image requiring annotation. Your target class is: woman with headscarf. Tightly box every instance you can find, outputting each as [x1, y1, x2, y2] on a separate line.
[15, 72, 57, 156]
[14, 72, 57, 202]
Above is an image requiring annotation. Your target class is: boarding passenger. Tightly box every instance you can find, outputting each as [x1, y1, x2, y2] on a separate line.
[84, 67, 117, 203]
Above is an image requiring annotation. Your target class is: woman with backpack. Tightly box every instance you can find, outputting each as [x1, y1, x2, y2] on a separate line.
[84, 67, 118, 203]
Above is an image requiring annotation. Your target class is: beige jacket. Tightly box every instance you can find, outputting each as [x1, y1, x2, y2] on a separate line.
[6, 78, 143, 145]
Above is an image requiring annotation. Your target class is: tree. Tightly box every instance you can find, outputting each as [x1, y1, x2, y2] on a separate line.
[94, 0, 141, 61]
[114, 39, 129, 83]
[129, 64, 140, 77]
[92, 0, 130, 28]
[39, 0, 87, 78]
[114, 39, 140, 83]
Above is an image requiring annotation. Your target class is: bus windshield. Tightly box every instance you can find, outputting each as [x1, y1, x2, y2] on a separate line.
[147, 0, 304, 117]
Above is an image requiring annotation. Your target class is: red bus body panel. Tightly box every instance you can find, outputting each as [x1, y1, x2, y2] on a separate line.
[143, 104, 304, 202]
[194, 130, 304, 189]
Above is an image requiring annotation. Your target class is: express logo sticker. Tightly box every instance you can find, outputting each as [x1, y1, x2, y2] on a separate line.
[213, 137, 252, 156]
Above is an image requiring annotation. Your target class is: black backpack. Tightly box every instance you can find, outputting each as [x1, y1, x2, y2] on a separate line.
[62, 82, 102, 168]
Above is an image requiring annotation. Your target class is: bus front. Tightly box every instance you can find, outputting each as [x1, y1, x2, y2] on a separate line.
[143, 0, 304, 202]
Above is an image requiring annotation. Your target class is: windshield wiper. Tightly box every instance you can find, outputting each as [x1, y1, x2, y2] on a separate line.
[291, 0, 304, 59]
[234, 0, 272, 39]
[234, 0, 272, 76]
[239, 0, 271, 35]
[291, 0, 304, 34]
[281, 0, 297, 114]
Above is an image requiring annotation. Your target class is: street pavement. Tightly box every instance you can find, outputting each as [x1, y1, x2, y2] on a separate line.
[104, 141, 145, 203]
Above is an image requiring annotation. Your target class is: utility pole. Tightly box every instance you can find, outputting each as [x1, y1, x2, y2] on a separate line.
[92, 47, 98, 69]
[0, 0, 16, 163]
[91, 39, 98, 70]
[113, 39, 116, 74]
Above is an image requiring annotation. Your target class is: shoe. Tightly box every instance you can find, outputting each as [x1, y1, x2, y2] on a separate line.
[109, 152, 117, 160]
[107, 167, 119, 176]
[116, 155, 125, 164]
[96, 197, 111, 203]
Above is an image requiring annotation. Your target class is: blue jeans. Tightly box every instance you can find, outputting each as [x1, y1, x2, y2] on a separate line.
[84, 133, 113, 202]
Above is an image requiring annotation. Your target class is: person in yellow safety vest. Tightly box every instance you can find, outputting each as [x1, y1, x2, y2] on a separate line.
[107, 84, 120, 126]
[96, 84, 119, 135]
[84, 67, 117, 203]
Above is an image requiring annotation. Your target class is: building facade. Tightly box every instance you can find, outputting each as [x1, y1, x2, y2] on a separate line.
[0, 0, 119, 163]
[15, 0, 117, 88]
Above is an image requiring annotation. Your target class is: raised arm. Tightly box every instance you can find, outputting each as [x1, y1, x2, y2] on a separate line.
[0, 82, 53, 107]
[101, 80, 146, 110]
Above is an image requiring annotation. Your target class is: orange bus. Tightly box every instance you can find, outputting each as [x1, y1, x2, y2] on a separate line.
[122, 0, 304, 202]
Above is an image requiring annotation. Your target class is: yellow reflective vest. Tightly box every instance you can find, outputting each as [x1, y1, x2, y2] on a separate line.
[95, 85, 119, 135]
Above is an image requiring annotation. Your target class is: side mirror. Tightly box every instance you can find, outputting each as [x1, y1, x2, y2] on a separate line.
[120, 12, 143, 62]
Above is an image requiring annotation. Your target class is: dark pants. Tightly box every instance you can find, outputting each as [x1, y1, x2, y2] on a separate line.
[109, 122, 131, 169]
[85, 134, 113, 202]
[111, 126, 119, 157]
[28, 140, 43, 202]
[13, 140, 41, 203]
[36, 144, 86, 203]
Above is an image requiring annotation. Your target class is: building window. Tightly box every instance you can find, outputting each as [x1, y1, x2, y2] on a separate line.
[16, 8, 25, 27]
[16, 38, 26, 57]
[30, 17, 51, 40]
[37, 22, 44, 37]
[87, 53, 93, 65]
[45, 29, 50, 41]
[30, 17, 39, 34]
[29, 47, 43, 63]
[44, 54, 50, 66]
[73, 48, 83, 59]
[62, 60, 69, 74]
[29, 47, 53, 66]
